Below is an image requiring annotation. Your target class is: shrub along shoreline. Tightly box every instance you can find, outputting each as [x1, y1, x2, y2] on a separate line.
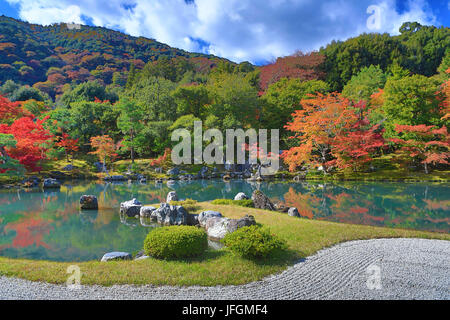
[0, 202, 448, 287]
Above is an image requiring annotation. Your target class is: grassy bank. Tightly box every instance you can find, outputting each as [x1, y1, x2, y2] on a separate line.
[0, 202, 448, 286]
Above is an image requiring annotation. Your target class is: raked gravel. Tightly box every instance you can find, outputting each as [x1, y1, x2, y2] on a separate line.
[0, 238, 449, 300]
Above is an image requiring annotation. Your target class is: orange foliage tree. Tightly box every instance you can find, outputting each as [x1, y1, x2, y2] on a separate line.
[89, 135, 118, 169]
[282, 93, 358, 172]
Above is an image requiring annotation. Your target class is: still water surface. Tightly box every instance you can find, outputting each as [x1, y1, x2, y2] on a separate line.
[0, 180, 448, 261]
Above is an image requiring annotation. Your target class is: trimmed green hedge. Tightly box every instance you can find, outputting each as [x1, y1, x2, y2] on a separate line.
[211, 199, 254, 208]
[144, 226, 208, 259]
[223, 225, 287, 259]
[170, 199, 200, 213]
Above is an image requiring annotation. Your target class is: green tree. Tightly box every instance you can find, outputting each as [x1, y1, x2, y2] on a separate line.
[207, 72, 259, 130]
[115, 99, 145, 164]
[173, 85, 210, 119]
[59, 81, 118, 107]
[382, 75, 442, 138]
[342, 65, 386, 102]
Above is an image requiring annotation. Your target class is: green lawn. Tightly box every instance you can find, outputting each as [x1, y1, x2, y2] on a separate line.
[0, 202, 448, 286]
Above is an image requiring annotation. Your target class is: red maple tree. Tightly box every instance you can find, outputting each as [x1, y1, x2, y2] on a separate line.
[0, 116, 53, 171]
[391, 124, 450, 173]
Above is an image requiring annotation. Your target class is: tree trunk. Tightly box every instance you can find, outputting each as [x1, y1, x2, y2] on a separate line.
[130, 130, 135, 164]
[424, 162, 429, 174]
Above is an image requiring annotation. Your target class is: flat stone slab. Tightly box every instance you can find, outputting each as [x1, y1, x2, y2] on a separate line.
[100, 252, 132, 262]
[1, 239, 449, 300]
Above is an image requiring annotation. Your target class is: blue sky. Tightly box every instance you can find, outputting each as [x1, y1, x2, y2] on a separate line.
[0, 0, 448, 64]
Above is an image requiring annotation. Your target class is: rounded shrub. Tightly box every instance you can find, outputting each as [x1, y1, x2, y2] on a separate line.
[144, 226, 208, 259]
[223, 225, 287, 259]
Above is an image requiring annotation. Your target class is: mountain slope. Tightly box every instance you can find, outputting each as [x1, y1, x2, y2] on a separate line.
[0, 16, 228, 92]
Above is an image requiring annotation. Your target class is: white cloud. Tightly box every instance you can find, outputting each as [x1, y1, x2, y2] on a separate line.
[6, 0, 439, 64]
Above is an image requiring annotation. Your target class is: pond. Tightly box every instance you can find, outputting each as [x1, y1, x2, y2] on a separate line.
[0, 179, 449, 262]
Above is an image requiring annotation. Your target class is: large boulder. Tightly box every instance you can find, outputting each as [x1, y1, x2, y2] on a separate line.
[100, 252, 132, 262]
[80, 195, 98, 210]
[205, 215, 256, 241]
[198, 210, 223, 228]
[140, 206, 157, 218]
[167, 167, 180, 176]
[234, 192, 249, 201]
[251, 190, 275, 210]
[120, 198, 142, 217]
[226, 215, 256, 233]
[43, 178, 61, 189]
[150, 203, 188, 226]
[205, 217, 230, 241]
[166, 191, 178, 202]
[288, 207, 300, 217]
[187, 213, 199, 226]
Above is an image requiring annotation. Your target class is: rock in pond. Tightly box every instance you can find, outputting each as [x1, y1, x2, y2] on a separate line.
[80, 195, 98, 210]
[288, 207, 300, 217]
[251, 190, 275, 211]
[43, 178, 61, 189]
[234, 192, 249, 200]
[120, 198, 142, 217]
[166, 191, 178, 202]
[101, 252, 132, 262]
[140, 206, 157, 218]
[150, 203, 188, 226]
[167, 167, 180, 176]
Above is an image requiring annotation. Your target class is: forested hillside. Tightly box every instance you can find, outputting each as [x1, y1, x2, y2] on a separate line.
[0, 15, 228, 98]
[0, 16, 449, 179]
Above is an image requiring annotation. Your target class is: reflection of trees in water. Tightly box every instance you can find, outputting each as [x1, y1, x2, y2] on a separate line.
[279, 182, 449, 233]
[0, 181, 448, 261]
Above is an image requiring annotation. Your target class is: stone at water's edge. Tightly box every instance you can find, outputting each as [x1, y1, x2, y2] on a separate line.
[100, 252, 132, 262]
[120, 198, 142, 217]
[79, 195, 98, 210]
[140, 206, 157, 218]
[43, 178, 61, 189]
[166, 191, 178, 202]
[251, 190, 275, 211]
[104, 175, 127, 181]
[167, 167, 180, 176]
[288, 207, 300, 217]
[151, 203, 188, 226]
[234, 192, 249, 201]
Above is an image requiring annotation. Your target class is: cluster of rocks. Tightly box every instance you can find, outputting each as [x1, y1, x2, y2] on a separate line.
[198, 211, 256, 241]
[99, 189, 302, 262]
[43, 178, 61, 189]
